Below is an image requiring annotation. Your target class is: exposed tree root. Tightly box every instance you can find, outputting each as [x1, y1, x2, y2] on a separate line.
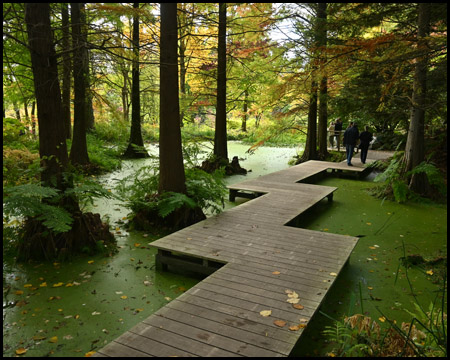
[18, 212, 116, 261]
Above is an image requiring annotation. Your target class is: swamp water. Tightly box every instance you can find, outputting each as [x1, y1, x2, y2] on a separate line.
[3, 142, 446, 357]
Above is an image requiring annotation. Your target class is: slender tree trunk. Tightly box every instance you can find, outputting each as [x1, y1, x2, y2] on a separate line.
[300, 80, 318, 162]
[242, 89, 248, 132]
[61, 3, 72, 139]
[214, 3, 228, 161]
[124, 2, 149, 158]
[404, 3, 431, 195]
[70, 3, 90, 165]
[159, 3, 186, 194]
[317, 3, 328, 158]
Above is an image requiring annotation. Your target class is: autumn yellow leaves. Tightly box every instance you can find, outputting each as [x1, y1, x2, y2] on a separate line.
[259, 288, 309, 332]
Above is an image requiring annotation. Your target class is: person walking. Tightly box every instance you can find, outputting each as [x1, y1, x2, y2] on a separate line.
[358, 126, 373, 164]
[343, 121, 359, 166]
[328, 121, 335, 148]
[334, 118, 343, 150]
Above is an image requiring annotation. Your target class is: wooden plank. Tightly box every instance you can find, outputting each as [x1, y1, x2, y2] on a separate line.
[93, 341, 155, 357]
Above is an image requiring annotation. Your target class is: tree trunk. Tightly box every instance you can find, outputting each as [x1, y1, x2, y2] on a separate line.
[123, 2, 149, 158]
[61, 3, 72, 140]
[317, 3, 328, 159]
[299, 80, 318, 162]
[159, 3, 187, 194]
[25, 3, 70, 188]
[213, 3, 228, 161]
[242, 89, 248, 132]
[69, 3, 90, 166]
[403, 3, 430, 195]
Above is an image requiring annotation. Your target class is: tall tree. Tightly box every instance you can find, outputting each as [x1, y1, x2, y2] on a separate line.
[317, 3, 328, 158]
[403, 3, 431, 195]
[25, 3, 70, 189]
[213, 2, 228, 161]
[61, 3, 72, 140]
[69, 3, 90, 165]
[159, 2, 205, 228]
[123, 2, 149, 158]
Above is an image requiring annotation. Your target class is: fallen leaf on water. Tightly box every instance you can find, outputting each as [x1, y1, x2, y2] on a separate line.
[143, 281, 151, 286]
[49, 336, 58, 343]
[24, 284, 33, 288]
[75, 315, 80, 319]
[369, 246, 377, 250]
[39, 282, 47, 287]
[52, 282, 64, 288]
[63, 335, 73, 340]
[260, 310, 272, 317]
[366, 222, 372, 226]
[134, 243, 141, 247]
[136, 308, 144, 312]
[85, 351, 96, 357]
[273, 320, 286, 327]
[15, 348, 27, 355]
[32, 335, 46, 341]
[164, 297, 172, 301]
[292, 304, 304, 310]
[15, 290, 24, 295]
[426, 269, 434, 276]
[115, 291, 123, 295]
[272, 271, 281, 275]
[65, 283, 74, 287]
[120, 295, 128, 300]
[367, 286, 373, 290]
[289, 325, 300, 331]
[91, 311, 101, 316]
[88, 260, 94, 264]
[379, 316, 386, 323]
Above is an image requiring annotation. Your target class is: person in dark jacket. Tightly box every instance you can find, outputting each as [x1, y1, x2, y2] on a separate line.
[343, 122, 359, 166]
[358, 126, 373, 164]
[334, 118, 343, 149]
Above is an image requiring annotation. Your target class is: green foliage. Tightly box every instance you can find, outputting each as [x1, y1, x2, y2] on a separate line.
[406, 161, 446, 197]
[3, 183, 73, 233]
[3, 173, 119, 234]
[117, 164, 227, 220]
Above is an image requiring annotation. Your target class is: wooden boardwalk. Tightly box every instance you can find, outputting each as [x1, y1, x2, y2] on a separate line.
[94, 160, 369, 357]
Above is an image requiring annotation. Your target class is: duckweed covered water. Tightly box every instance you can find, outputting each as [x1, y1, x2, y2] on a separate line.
[3, 142, 446, 357]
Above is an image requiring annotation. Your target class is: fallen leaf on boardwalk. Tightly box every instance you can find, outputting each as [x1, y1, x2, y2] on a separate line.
[15, 348, 27, 355]
[292, 304, 304, 310]
[299, 318, 309, 323]
[49, 336, 58, 343]
[272, 271, 281, 275]
[52, 282, 64, 287]
[285, 289, 294, 294]
[273, 320, 287, 327]
[85, 351, 96, 357]
[289, 325, 300, 331]
[329, 272, 337, 276]
[426, 270, 434, 276]
[287, 291, 298, 299]
[287, 297, 300, 304]
[260, 310, 272, 317]
[298, 324, 307, 328]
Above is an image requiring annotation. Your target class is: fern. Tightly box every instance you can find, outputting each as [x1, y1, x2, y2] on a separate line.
[158, 192, 197, 218]
[406, 161, 446, 196]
